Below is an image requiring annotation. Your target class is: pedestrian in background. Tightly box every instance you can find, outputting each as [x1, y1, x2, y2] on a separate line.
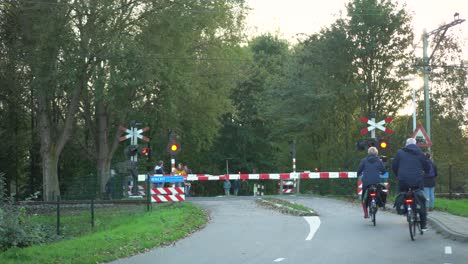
[423, 152, 438, 211]
[233, 179, 240, 196]
[174, 163, 186, 187]
[223, 179, 231, 196]
[184, 164, 192, 196]
[154, 160, 165, 188]
[232, 180, 240, 196]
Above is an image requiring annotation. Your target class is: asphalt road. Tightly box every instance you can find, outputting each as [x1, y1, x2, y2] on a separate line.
[110, 196, 468, 264]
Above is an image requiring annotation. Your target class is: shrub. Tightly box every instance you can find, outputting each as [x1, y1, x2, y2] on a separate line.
[0, 172, 51, 252]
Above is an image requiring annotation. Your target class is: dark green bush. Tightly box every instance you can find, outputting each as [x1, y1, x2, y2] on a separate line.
[0, 173, 52, 252]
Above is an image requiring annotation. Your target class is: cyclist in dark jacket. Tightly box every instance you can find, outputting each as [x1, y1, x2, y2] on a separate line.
[357, 146, 386, 218]
[392, 138, 431, 230]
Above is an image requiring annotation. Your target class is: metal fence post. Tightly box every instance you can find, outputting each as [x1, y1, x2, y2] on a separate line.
[91, 198, 95, 228]
[146, 173, 151, 211]
[449, 164, 453, 199]
[56, 195, 61, 235]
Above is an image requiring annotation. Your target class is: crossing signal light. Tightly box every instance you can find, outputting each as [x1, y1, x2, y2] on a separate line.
[367, 138, 377, 147]
[140, 147, 149, 156]
[378, 137, 389, 151]
[124, 145, 138, 157]
[138, 146, 151, 161]
[356, 140, 367, 151]
[168, 140, 181, 156]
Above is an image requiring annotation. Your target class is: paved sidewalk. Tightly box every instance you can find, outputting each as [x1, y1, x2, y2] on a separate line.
[427, 211, 468, 242]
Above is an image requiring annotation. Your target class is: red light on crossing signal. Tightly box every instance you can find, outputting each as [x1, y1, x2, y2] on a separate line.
[141, 148, 149, 155]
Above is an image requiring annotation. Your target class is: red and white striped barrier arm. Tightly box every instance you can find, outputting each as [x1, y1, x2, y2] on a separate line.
[127, 185, 146, 196]
[182, 172, 357, 181]
[150, 187, 185, 195]
[151, 194, 185, 203]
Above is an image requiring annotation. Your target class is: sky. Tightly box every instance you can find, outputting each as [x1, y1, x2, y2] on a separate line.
[245, 0, 468, 118]
[245, 0, 468, 53]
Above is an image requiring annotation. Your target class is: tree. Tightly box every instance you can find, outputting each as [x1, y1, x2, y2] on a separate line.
[345, 0, 414, 117]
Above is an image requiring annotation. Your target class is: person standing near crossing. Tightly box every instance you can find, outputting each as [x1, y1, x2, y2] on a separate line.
[223, 178, 231, 196]
[423, 153, 438, 211]
[154, 160, 165, 188]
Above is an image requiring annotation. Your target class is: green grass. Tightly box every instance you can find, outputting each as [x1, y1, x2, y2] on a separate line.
[262, 197, 313, 213]
[0, 203, 207, 264]
[435, 198, 468, 217]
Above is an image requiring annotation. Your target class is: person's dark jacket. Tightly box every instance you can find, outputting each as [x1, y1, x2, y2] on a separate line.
[357, 154, 386, 191]
[423, 159, 438, 187]
[392, 144, 430, 191]
[154, 165, 165, 175]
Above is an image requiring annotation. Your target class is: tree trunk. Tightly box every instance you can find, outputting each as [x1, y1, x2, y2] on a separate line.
[42, 152, 60, 201]
[97, 102, 110, 194]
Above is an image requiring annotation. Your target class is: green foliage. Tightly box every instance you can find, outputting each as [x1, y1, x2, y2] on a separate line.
[0, 0, 467, 199]
[0, 173, 51, 252]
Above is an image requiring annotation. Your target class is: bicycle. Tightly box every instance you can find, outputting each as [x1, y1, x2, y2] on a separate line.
[405, 188, 424, 241]
[368, 185, 378, 226]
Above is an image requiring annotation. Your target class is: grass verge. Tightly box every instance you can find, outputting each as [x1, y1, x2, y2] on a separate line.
[435, 198, 468, 217]
[0, 203, 207, 264]
[257, 197, 318, 216]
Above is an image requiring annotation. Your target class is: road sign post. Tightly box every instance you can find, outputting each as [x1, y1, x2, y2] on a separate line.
[119, 121, 150, 196]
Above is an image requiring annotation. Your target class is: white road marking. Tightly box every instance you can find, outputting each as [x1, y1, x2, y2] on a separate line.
[445, 246, 452, 254]
[273, 258, 285, 262]
[304, 216, 321, 240]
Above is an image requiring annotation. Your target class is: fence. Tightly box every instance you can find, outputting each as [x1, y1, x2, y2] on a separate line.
[435, 165, 468, 198]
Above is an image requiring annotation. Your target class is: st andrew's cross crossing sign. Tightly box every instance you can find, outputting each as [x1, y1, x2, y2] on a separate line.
[119, 126, 150, 143]
[360, 116, 393, 135]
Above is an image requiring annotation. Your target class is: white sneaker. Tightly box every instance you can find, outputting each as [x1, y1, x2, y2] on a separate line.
[421, 226, 428, 232]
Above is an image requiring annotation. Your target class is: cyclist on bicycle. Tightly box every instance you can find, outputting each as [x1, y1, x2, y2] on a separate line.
[357, 146, 386, 218]
[392, 138, 431, 231]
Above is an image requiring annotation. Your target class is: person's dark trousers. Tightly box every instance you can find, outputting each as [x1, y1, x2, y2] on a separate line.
[416, 190, 427, 228]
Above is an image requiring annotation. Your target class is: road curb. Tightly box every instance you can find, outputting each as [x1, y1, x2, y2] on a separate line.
[427, 216, 468, 243]
[375, 204, 468, 243]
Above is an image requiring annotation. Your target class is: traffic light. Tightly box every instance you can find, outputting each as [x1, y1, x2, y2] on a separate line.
[378, 137, 390, 151]
[356, 139, 367, 151]
[168, 140, 181, 156]
[138, 145, 151, 161]
[124, 145, 138, 157]
[367, 138, 377, 147]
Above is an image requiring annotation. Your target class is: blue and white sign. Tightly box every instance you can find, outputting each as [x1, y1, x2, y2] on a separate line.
[150, 175, 185, 183]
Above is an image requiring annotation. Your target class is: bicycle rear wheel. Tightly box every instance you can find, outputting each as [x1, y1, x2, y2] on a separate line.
[408, 208, 416, 241]
[371, 205, 377, 226]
